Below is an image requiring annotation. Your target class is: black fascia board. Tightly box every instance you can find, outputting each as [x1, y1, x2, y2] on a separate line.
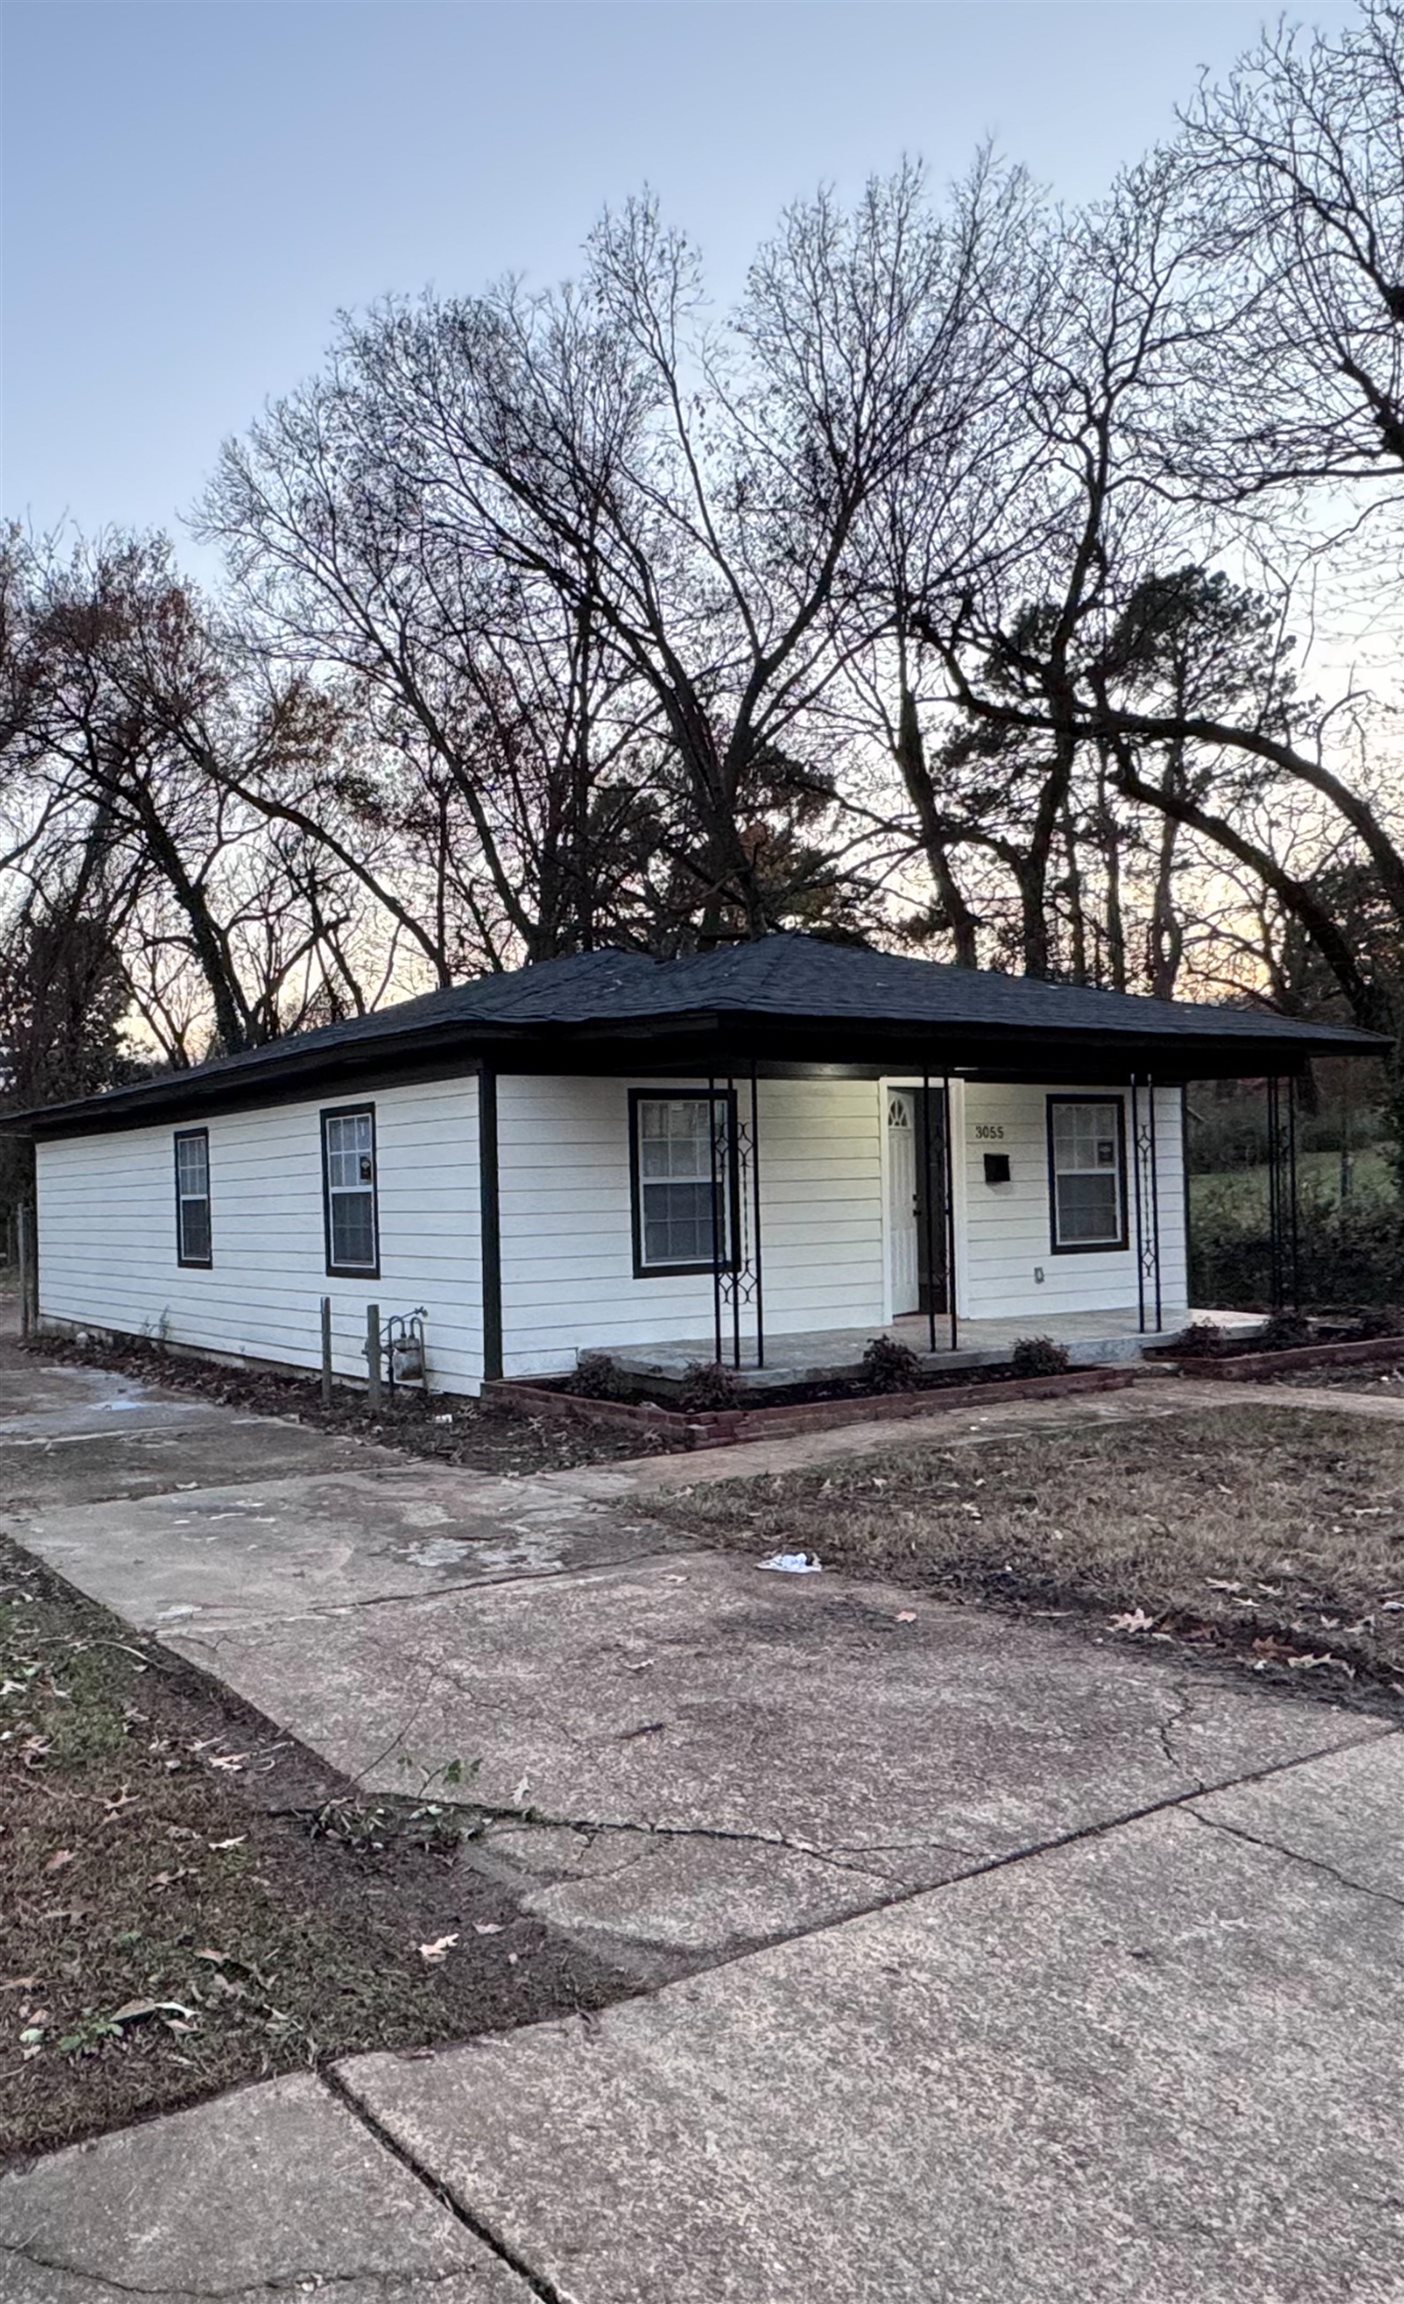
[5, 1000, 1385, 1139]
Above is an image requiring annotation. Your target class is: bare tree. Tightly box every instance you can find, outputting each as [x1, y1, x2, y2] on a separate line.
[1174, 0, 1404, 507]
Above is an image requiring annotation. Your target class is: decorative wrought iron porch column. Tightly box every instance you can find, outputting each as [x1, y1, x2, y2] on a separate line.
[921, 1069, 937, 1354]
[1130, 1076, 1163, 1334]
[941, 1073, 958, 1352]
[708, 1072, 725, 1368]
[748, 1061, 765, 1369]
[1266, 1075, 1301, 1312]
[707, 1071, 764, 1371]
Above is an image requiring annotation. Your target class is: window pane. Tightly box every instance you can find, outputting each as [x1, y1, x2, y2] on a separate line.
[180, 1198, 211, 1263]
[177, 1136, 208, 1195]
[1056, 1172, 1120, 1244]
[640, 1178, 720, 1266]
[326, 1113, 374, 1190]
[634, 1099, 732, 1267]
[331, 1190, 376, 1268]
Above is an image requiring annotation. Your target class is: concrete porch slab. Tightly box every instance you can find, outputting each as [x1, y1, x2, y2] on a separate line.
[341, 1763, 1404, 2304]
[0, 2072, 530, 2302]
[600, 1306, 1265, 1389]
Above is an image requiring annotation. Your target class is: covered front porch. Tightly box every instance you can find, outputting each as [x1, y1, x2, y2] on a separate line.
[483, 937, 1357, 1391]
[598, 1305, 1267, 1392]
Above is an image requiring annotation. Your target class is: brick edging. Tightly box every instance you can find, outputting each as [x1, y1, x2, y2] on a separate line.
[1171, 1335, 1404, 1383]
[484, 1365, 1137, 1450]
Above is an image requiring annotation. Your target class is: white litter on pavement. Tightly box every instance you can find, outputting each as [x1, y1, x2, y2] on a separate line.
[758, 1551, 822, 1574]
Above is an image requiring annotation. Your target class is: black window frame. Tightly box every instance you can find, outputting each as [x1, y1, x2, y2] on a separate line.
[173, 1127, 213, 1269]
[628, 1087, 740, 1280]
[321, 1102, 381, 1279]
[1046, 1094, 1129, 1255]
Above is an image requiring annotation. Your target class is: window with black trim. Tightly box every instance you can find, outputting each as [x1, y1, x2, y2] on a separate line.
[174, 1129, 212, 1267]
[1047, 1097, 1127, 1251]
[629, 1090, 736, 1276]
[322, 1105, 379, 1276]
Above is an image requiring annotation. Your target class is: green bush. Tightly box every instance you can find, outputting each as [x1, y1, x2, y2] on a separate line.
[1190, 1177, 1404, 1311]
[1010, 1335, 1071, 1378]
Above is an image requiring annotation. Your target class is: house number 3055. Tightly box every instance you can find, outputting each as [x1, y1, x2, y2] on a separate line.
[974, 1124, 1005, 1141]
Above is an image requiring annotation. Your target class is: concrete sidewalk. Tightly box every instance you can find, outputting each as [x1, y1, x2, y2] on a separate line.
[6, 1731, 1401, 2303]
[3, 1324, 1403, 2300]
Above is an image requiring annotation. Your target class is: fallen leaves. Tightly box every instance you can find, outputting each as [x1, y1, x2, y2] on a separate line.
[418, 1933, 458, 1964]
[107, 1998, 197, 2030]
[1108, 1607, 1157, 1635]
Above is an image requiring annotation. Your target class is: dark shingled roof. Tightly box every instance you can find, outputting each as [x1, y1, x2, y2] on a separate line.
[7, 933, 1388, 1134]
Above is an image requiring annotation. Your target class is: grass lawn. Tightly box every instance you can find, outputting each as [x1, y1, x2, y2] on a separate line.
[1190, 1144, 1395, 1220]
[0, 1535, 618, 2165]
[658, 1407, 1404, 1692]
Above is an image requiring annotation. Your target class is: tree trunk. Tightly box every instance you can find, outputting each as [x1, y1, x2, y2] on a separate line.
[895, 684, 979, 966]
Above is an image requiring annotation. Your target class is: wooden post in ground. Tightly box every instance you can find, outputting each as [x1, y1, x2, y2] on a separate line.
[365, 1303, 382, 1411]
[17, 1203, 36, 1341]
[320, 1297, 334, 1407]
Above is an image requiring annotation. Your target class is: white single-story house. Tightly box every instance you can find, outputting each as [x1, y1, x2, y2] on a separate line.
[8, 936, 1383, 1394]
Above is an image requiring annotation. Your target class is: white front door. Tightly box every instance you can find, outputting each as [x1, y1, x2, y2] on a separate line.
[886, 1091, 919, 1316]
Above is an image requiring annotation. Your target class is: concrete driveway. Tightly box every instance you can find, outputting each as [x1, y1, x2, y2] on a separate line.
[3, 1325, 1402, 2301]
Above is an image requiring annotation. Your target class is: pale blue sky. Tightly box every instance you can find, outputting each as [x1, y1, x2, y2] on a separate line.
[3, 2, 1348, 550]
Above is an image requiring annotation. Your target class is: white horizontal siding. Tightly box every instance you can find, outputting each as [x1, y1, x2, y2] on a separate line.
[35, 1076, 483, 1393]
[35, 1065, 1190, 1396]
[959, 1080, 1187, 1324]
[498, 1075, 885, 1376]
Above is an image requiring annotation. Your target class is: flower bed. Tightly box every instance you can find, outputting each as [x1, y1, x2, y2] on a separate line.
[484, 1363, 1138, 1450]
[1171, 1334, 1404, 1384]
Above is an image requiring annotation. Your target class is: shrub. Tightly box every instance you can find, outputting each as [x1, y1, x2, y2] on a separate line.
[1258, 1309, 1313, 1352]
[1010, 1335, 1071, 1378]
[860, 1335, 924, 1393]
[676, 1359, 744, 1412]
[565, 1351, 637, 1401]
[1176, 1319, 1229, 1359]
[1356, 1306, 1404, 1338]
[1190, 1173, 1404, 1313]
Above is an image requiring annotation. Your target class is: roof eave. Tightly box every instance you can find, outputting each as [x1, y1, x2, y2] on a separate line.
[4, 1002, 1385, 1138]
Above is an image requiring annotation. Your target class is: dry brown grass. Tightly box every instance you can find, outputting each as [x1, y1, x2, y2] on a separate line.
[0, 1536, 621, 2163]
[658, 1407, 1404, 1689]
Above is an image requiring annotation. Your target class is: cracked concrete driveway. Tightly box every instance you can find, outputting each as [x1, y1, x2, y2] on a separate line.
[3, 1324, 1403, 2301]
[167, 1550, 1382, 1966]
